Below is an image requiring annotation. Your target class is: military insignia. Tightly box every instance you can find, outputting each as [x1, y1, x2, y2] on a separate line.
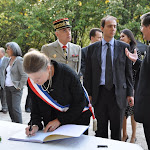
[72, 54, 79, 57]
[53, 54, 57, 58]
[64, 52, 67, 57]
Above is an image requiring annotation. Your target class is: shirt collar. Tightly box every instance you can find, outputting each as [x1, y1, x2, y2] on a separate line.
[102, 38, 114, 46]
[0, 56, 4, 61]
[58, 40, 69, 48]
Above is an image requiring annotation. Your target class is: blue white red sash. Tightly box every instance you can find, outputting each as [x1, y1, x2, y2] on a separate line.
[28, 78, 89, 112]
[28, 78, 97, 131]
[82, 85, 96, 120]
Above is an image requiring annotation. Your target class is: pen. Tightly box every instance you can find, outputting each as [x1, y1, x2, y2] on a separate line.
[29, 121, 32, 136]
[29, 121, 32, 132]
[97, 145, 108, 148]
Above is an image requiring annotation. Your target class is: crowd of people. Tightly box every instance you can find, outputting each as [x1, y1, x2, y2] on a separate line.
[0, 12, 150, 149]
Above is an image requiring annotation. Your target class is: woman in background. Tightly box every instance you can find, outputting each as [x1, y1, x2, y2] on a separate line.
[5, 42, 28, 123]
[120, 29, 141, 143]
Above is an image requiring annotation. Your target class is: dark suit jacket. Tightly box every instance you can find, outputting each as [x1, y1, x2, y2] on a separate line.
[134, 47, 150, 125]
[29, 60, 91, 130]
[84, 40, 133, 109]
[81, 46, 88, 77]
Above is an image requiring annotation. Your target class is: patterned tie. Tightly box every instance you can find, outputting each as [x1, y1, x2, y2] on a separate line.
[62, 45, 68, 63]
[105, 43, 113, 90]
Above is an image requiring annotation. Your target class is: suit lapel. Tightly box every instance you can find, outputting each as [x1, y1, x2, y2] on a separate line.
[53, 40, 66, 58]
[113, 40, 120, 62]
[67, 42, 72, 59]
[10, 57, 17, 68]
[96, 41, 102, 66]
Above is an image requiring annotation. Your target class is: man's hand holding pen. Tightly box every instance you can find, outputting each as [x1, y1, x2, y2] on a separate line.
[25, 124, 39, 137]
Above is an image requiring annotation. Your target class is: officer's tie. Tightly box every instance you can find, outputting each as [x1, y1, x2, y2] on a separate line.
[62, 45, 67, 57]
[62, 45, 68, 63]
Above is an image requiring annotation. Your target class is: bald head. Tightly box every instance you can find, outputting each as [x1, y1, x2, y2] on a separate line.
[0, 47, 5, 58]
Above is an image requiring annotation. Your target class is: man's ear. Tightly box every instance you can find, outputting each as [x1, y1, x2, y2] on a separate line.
[47, 65, 51, 71]
[100, 26, 104, 32]
[55, 31, 58, 37]
[91, 36, 94, 42]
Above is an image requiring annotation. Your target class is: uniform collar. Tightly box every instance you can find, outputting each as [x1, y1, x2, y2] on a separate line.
[58, 40, 69, 48]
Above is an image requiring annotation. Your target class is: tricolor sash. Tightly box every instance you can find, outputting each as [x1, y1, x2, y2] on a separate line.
[28, 78, 89, 112]
[28, 78, 97, 131]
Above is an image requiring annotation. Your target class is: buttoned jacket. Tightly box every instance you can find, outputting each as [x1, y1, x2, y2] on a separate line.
[4, 56, 28, 90]
[81, 46, 88, 77]
[41, 40, 81, 74]
[84, 40, 133, 109]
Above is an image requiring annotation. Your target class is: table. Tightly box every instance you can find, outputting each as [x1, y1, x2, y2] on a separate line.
[0, 120, 143, 150]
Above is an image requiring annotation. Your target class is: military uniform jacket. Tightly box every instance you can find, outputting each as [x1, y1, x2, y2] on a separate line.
[41, 40, 81, 74]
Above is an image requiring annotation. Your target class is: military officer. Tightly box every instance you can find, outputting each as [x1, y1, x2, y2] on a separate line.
[41, 18, 81, 74]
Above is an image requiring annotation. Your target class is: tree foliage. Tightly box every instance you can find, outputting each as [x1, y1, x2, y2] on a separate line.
[0, 0, 150, 54]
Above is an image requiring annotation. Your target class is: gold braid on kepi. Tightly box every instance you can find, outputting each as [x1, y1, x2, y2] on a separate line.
[53, 18, 72, 31]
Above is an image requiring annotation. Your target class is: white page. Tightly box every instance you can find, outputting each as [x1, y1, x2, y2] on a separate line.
[51, 124, 89, 137]
[9, 124, 89, 143]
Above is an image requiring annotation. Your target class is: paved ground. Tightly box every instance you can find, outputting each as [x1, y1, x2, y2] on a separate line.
[0, 85, 148, 149]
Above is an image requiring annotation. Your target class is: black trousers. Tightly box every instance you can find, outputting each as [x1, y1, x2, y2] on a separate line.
[25, 93, 31, 110]
[94, 86, 125, 141]
[143, 123, 150, 150]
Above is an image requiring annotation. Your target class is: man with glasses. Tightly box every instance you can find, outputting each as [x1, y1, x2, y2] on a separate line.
[125, 12, 150, 149]
[84, 15, 134, 141]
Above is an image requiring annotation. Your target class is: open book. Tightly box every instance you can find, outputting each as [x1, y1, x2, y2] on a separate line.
[9, 124, 89, 143]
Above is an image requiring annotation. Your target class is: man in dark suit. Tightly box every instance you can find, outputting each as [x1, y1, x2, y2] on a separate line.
[84, 15, 134, 141]
[125, 12, 150, 149]
[81, 28, 102, 79]
[0, 47, 9, 114]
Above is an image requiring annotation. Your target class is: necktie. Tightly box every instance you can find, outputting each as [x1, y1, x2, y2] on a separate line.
[62, 45, 67, 56]
[0, 58, 1, 66]
[62, 45, 68, 63]
[105, 43, 113, 90]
